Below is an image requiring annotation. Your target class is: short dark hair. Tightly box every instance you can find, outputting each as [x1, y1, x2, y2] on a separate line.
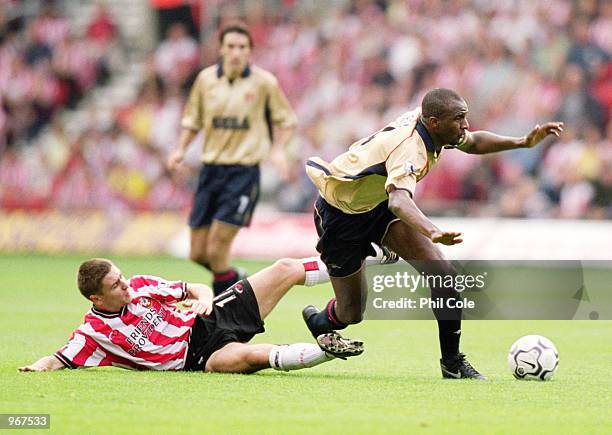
[421, 88, 464, 118]
[219, 22, 253, 48]
[77, 259, 112, 299]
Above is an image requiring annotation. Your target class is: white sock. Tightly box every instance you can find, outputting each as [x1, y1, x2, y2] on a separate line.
[268, 343, 334, 371]
[301, 257, 329, 286]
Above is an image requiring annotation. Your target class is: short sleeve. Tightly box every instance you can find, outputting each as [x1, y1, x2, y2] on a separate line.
[181, 73, 205, 131]
[453, 131, 473, 152]
[384, 139, 424, 196]
[266, 77, 297, 128]
[55, 331, 105, 369]
[129, 275, 188, 303]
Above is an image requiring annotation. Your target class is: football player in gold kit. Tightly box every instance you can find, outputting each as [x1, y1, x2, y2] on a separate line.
[303, 88, 563, 379]
[168, 24, 297, 294]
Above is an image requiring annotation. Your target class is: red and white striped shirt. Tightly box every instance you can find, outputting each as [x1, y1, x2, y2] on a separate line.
[55, 275, 197, 371]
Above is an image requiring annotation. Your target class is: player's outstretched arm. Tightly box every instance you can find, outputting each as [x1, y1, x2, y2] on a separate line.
[461, 122, 564, 154]
[18, 355, 65, 372]
[388, 187, 462, 246]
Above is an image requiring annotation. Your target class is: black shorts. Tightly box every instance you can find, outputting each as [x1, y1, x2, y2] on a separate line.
[183, 279, 265, 371]
[314, 196, 399, 277]
[189, 164, 260, 228]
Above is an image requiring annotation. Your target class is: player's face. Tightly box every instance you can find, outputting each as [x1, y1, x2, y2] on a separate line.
[96, 264, 131, 311]
[436, 100, 470, 146]
[220, 32, 251, 75]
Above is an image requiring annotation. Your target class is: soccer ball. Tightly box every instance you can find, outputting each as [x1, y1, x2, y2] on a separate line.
[508, 335, 559, 380]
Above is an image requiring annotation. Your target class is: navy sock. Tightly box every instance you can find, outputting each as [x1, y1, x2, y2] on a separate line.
[437, 319, 462, 363]
[308, 299, 348, 336]
[419, 262, 463, 362]
[212, 269, 239, 295]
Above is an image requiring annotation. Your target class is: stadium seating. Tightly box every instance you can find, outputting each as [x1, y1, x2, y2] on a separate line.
[0, 0, 610, 218]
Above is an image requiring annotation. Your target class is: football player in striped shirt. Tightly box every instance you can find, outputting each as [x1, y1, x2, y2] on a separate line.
[18, 255, 365, 374]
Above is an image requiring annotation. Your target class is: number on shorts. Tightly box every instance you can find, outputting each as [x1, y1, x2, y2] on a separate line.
[237, 195, 249, 215]
[215, 295, 236, 308]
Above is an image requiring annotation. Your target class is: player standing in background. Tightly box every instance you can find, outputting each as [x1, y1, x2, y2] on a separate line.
[167, 23, 297, 295]
[303, 88, 564, 380]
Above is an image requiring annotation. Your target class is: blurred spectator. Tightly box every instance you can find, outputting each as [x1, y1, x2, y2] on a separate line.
[556, 63, 606, 131]
[86, 2, 119, 85]
[566, 16, 609, 77]
[86, 3, 117, 46]
[149, 0, 198, 42]
[24, 25, 52, 66]
[29, 3, 69, 47]
[154, 22, 199, 87]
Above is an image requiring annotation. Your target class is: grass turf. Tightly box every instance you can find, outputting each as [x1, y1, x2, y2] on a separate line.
[1, 255, 610, 434]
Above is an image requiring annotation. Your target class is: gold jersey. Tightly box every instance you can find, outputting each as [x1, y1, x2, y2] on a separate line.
[181, 63, 297, 165]
[306, 108, 468, 214]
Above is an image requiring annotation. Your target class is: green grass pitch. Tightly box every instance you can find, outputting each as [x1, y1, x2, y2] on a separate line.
[1, 255, 611, 434]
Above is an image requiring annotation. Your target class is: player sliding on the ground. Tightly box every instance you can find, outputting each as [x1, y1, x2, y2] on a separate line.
[18, 256, 367, 374]
[304, 88, 564, 380]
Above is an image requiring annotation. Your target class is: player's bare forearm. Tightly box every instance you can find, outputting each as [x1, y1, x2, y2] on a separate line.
[388, 188, 438, 236]
[167, 128, 199, 170]
[271, 125, 295, 151]
[177, 128, 199, 152]
[463, 122, 563, 154]
[462, 131, 525, 154]
[18, 355, 65, 372]
[270, 125, 296, 180]
[388, 188, 463, 245]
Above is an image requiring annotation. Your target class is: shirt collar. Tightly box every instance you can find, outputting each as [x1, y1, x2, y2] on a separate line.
[216, 62, 251, 79]
[416, 118, 438, 154]
[91, 305, 125, 318]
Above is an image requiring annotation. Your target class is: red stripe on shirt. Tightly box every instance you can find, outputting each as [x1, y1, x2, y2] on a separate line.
[71, 333, 99, 366]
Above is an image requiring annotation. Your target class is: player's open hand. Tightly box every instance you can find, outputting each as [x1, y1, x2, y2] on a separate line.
[167, 149, 185, 171]
[524, 122, 564, 148]
[183, 297, 213, 317]
[431, 230, 463, 245]
[18, 365, 45, 372]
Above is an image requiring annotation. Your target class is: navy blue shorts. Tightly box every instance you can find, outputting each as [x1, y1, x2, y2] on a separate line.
[189, 164, 260, 228]
[314, 196, 399, 277]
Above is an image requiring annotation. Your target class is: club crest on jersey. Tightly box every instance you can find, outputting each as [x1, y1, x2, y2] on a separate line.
[139, 298, 152, 308]
[404, 161, 418, 175]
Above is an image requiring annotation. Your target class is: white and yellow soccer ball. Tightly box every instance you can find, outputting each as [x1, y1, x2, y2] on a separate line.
[508, 335, 559, 380]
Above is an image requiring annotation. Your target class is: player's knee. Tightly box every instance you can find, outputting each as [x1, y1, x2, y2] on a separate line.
[272, 258, 302, 279]
[205, 243, 225, 264]
[189, 249, 209, 268]
[206, 237, 234, 262]
[210, 228, 237, 246]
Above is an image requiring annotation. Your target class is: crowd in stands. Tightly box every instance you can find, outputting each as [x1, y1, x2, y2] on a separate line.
[0, 0, 610, 219]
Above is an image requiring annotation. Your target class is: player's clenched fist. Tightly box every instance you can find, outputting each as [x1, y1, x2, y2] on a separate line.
[167, 149, 185, 171]
[183, 297, 213, 316]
